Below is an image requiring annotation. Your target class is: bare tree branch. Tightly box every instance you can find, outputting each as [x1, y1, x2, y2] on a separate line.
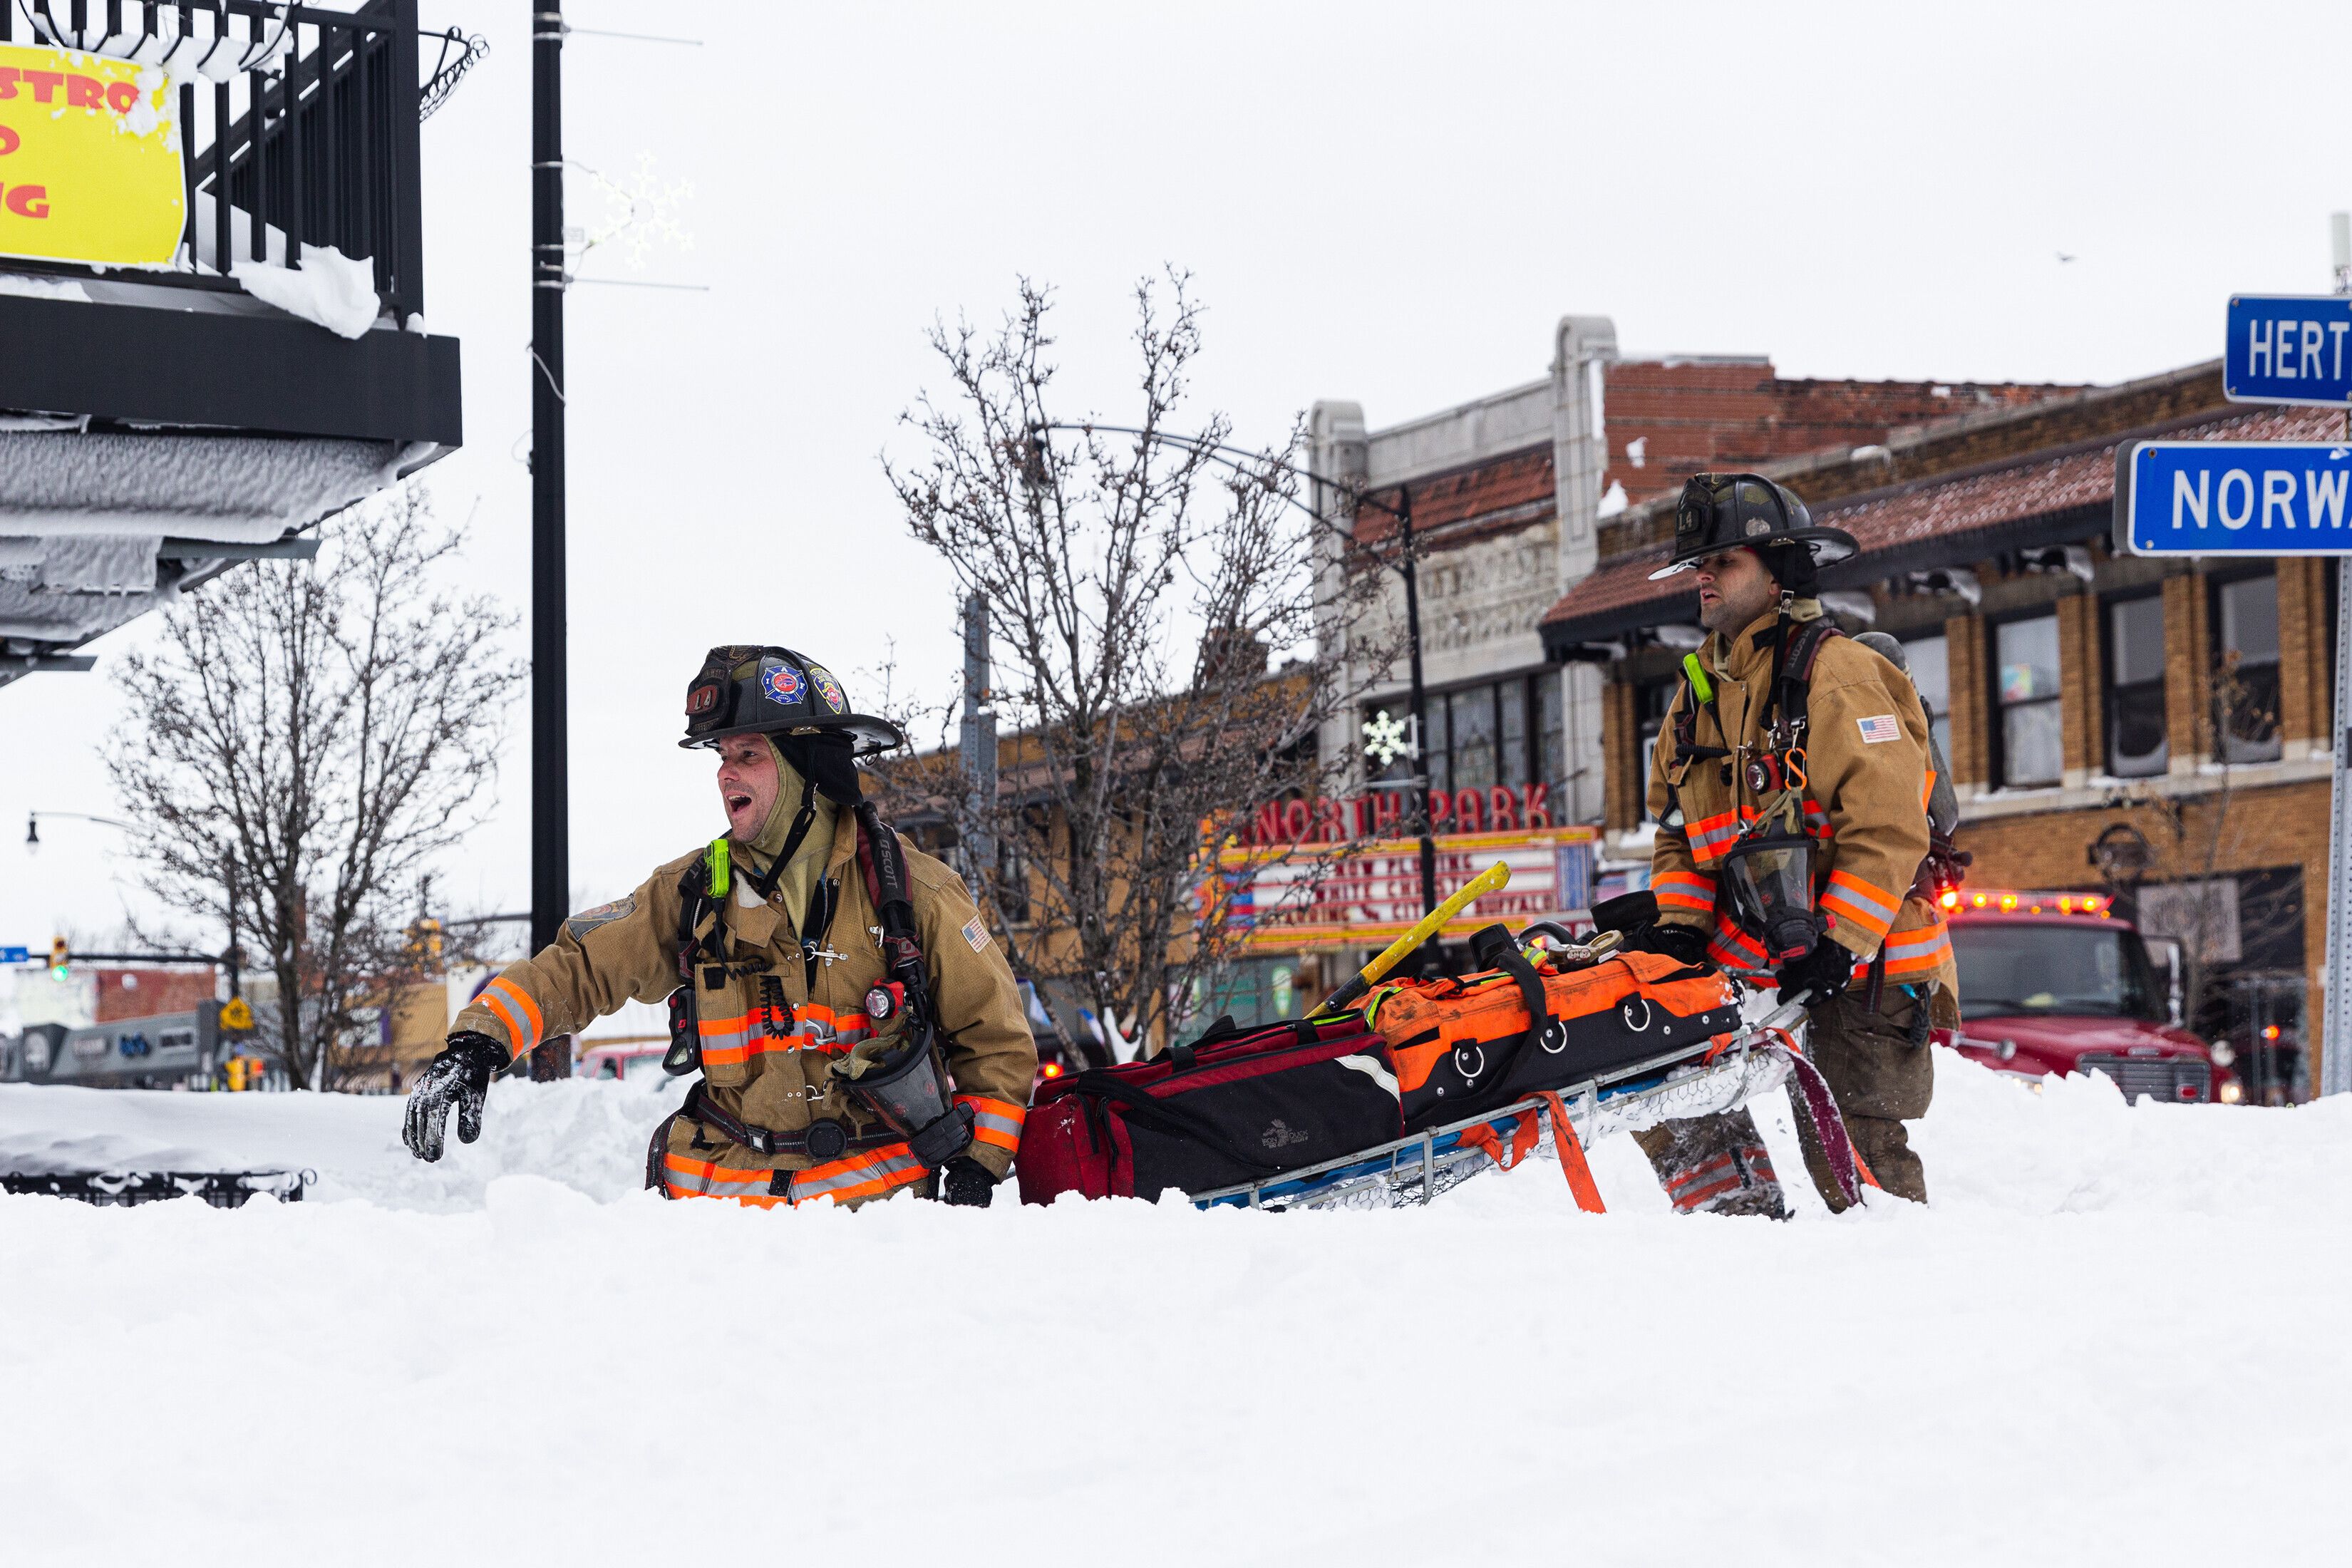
[105, 485, 525, 1089]
[881, 274, 1395, 1056]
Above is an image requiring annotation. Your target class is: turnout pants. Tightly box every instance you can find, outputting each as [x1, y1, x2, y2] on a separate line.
[1634, 986, 1935, 1214]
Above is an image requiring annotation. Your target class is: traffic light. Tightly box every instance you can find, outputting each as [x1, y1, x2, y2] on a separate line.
[48, 937, 68, 984]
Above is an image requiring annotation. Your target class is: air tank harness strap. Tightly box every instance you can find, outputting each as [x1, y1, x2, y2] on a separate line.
[678, 1081, 898, 1159]
[661, 844, 733, 1076]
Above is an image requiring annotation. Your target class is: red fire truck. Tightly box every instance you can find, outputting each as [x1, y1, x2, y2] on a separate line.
[1936, 889, 2239, 1105]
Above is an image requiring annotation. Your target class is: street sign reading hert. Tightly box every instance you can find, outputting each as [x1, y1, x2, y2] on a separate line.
[2224, 294, 2352, 407]
[2115, 440, 2352, 556]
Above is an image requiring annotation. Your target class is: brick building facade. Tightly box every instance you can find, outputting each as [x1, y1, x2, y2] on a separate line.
[1542, 361, 2343, 1095]
[1310, 316, 2075, 822]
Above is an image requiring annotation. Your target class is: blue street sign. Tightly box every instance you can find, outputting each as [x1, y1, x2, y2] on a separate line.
[2224, 294, 2352, 407]
[0, 947, 26, 964]
[2115, 440, 2352, 557]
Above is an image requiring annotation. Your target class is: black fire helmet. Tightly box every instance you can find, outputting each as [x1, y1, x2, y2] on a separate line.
[1648, 473, 1859, 587]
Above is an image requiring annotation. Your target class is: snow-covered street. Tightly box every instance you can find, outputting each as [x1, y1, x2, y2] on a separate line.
[4, 1052, 2346, 1567]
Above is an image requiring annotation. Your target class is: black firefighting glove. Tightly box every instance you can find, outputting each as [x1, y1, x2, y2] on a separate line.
[1621, 920, 1713, 970]
[402, 1032, 511, 1162]
[1774, 939, 1855, 1008]
[940, 1155, 997, 1208]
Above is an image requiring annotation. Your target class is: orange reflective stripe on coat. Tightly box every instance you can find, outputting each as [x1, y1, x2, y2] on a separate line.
[663, 1143, 926, 1207]
[698, 1004, 872, 1068]
[1652, 870, 1716, 916]
[1706, 917, 1768, 975]
[480, 977, 543, 1056]
[1820, 870, 1901, 945]
[661, 1152, 780, 1205]
[1878, 919, 1953, 977]
[786, 1143, 926, 1205]
[1686, 809, 1745, 862]
[957, 1094, 1026, 1152]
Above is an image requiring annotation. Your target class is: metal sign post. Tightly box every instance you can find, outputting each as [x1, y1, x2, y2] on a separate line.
[2323, 576, 2351, 1095]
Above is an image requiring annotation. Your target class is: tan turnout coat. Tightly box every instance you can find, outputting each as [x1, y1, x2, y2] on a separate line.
[1646, 605, 1960, 1021]
[455, 819, 1036, 1206]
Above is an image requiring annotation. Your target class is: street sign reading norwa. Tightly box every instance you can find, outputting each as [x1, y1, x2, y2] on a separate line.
[2225, 294, 2352, 408]
[2115, 440, 2352, 557]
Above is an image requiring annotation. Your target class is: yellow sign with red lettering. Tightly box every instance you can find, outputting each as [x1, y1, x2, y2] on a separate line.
[0, 43, 184, 268]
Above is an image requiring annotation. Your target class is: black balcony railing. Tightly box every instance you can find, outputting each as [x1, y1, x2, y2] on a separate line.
[2, 0, 430, 319]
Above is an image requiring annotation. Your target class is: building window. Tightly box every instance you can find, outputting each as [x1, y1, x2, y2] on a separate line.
[1898, 632, 1951, 763]
[2104, 593, 2167, 778]
[1499, 679, 1529, 790]
[1423, 696, 1450, 796]
[2212, 572, 2281, 764]
[996, 835, 1032, 927]
[1537, 676, 1565, 800]
[1993, 614, 2062, 788]
[1449, 686, 1497, 792]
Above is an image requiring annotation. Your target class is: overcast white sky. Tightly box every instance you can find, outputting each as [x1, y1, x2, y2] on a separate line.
[6, 0, 2351, 965]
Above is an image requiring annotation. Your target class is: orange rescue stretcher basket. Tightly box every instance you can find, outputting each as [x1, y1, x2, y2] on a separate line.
[1364, 948, 1745, 1130]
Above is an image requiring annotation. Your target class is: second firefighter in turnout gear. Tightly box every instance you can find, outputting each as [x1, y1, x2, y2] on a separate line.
[1624, 475, 1957, 1214]
[403, 646, 1036, 1208]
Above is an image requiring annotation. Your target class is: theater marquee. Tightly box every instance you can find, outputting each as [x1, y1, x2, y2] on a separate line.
[1214, 825, 1599, 951]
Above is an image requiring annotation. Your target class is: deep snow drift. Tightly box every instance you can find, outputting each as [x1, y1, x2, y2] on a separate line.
[4, 1052, 2347, 1567]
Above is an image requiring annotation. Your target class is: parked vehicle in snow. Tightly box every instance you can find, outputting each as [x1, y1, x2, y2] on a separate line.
[1936, 890, 2235, 1103]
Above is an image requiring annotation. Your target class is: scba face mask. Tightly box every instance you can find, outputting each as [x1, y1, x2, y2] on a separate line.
[1716, 803, 1822, 969]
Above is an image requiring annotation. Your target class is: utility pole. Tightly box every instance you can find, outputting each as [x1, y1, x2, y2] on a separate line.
[528, 4, 571, 1078]
[1391, 487, 1441, 924]
[961, 594, 999, 886]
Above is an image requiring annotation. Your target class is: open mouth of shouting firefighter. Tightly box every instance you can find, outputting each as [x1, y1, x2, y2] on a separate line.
[401, 646, 1038, 1209]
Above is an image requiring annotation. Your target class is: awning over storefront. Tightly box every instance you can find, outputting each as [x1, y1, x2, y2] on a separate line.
[1537, 405, 2346, 659]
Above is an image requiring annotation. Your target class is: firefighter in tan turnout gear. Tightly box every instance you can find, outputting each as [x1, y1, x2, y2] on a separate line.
[1620, 475, 1959, 1216]
[403, 646, 1036, 1208]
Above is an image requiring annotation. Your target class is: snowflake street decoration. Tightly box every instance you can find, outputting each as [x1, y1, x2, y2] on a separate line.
[570, 153, 697, 272]
[1361, 709, 1411, 768]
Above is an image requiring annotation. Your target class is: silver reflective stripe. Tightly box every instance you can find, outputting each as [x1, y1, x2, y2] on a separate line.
[969, 1106, 1024, 1138]
[1827, 878, 1899, 922]
[663, 1160, 774, 1198]
[1883, 929, 1949, 961]
[790, 1149, 922, 1201]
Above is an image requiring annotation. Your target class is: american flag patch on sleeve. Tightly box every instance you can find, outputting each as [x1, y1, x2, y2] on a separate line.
[961, 917, 991, 952]
[1857, 714, 1902, 744]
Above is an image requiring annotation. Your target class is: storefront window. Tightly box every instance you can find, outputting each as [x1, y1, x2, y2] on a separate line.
[1499, 680, 1528, 790]
[1424, 698, 1450, 796]
[1538, 676, 1565, 800]
[1994, 614, 2062, 788]
[2105, 594, 2167, 778]
[1450, 687, 1497, 791]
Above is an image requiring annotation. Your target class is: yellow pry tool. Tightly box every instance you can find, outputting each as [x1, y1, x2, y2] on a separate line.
[1314, 860, 1512, 1016]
